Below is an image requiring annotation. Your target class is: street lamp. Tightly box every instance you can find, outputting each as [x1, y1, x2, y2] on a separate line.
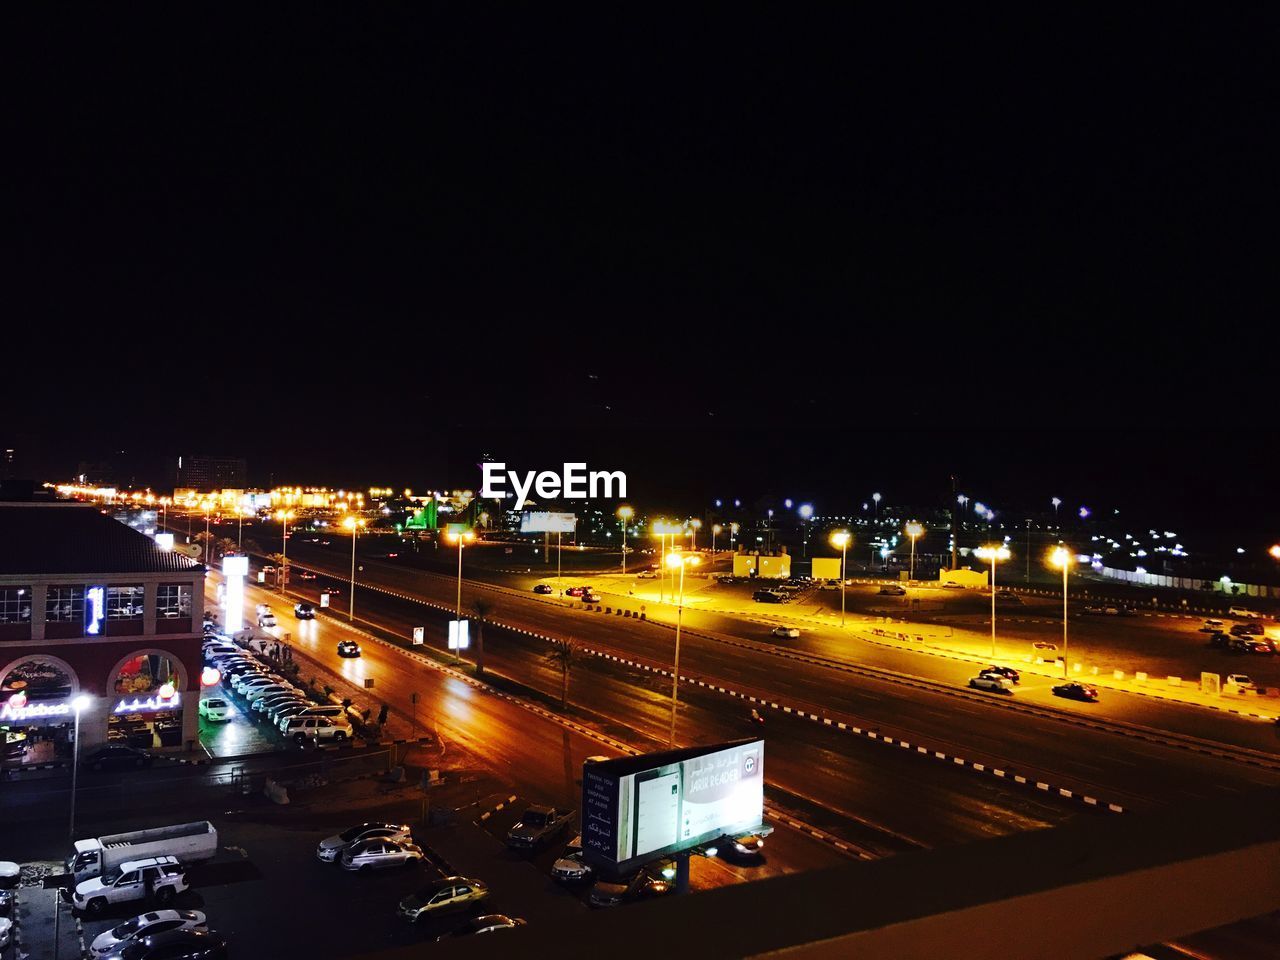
[617, 505, 634, 575]
[975, 544, 1011, 659]
[445, 528, 475, 664]
[712, 523, 723, 555]
[201, 501, 212, 560]
[688, 518, 702, 551]
[904, 521, 925, 582]
[1269, 544, 1280, 561]
[69, 694, 91, 841]
[275, 509, 294, 591]
[343, 515, 366, 621]
[665, 551, 700, 745]
[830, 530, 851, 628]
[872, 492, 881, 520]
[798, 504, 814, 557]
[1049, 546, 1073, 677]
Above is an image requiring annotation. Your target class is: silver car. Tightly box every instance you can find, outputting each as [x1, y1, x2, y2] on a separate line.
[340, 837, 423, 872]
[316, 822, 412, 863]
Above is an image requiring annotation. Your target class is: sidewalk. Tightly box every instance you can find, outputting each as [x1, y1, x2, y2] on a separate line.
[8, 884, 84, 960]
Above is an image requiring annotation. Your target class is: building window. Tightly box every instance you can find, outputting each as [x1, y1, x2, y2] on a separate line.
[106, 585, 145, 620]
[46, 586, 85, 623]
[0, 587, 32, 624]
[156, 584, 193, 620]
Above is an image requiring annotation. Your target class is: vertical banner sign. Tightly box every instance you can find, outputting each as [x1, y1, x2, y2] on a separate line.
[448, 619, 470, 650]
[412, 627, 425, 645]
[222, 555, 249, 634]
[319, 592, 330, 608]
[1200, 672, 1220, 696]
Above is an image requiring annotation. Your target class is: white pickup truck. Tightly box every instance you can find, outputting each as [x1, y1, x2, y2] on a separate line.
[68, 821, 218, 884]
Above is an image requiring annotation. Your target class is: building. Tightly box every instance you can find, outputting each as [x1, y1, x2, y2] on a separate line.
[0, 502, 205, 766]
[175, 454, 247, 490]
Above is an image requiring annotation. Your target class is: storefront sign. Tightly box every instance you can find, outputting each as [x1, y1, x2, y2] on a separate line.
[113, 693, 182, 714]
[87, 586, 105, 635]
[1, 697, 72, 722]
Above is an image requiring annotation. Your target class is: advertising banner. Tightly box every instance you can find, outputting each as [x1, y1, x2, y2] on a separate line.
[520, 512, 577, 534]
[582, 739, 764, 877]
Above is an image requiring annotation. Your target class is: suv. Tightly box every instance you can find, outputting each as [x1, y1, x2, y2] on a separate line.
[506, 805, 575, 850]
[72, 857, 188, 915]
[1229, 606, 1262, 620]
[968, 674, 1014, 694]
[277, 704, 346, 730]
[283, 714, 351, 743]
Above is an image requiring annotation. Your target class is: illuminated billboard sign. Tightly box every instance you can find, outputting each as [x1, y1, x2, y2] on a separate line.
[520, 512, 577, 534]
[582, 739, 764, 877]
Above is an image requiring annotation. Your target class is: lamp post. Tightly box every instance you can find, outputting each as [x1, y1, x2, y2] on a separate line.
[975, 544, 1011, 659]
[617, 505, 633, 576]
[830, 531, 851, 628]
[689, 518, 702, 551]
[652, 521, 669, 603]
[798, 504, 814, 557]
[1049, 546, 1073, 677]
[69, 694, 91, 842]
[446, 529, 475, 664]
[202, 502, 212, 561]
[872, 492, 881, 520]
[275, 509, 294, 591]
[904, 521, 924, 582]
[343, 516, 366, 621]
[665, 551, 700, 745]
[712, 523, 722, 555]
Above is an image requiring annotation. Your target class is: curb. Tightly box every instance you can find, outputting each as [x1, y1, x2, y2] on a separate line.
[476, 794, 519, 823]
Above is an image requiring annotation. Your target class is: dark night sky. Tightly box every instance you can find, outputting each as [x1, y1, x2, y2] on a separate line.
[5, 8, 1278, 542]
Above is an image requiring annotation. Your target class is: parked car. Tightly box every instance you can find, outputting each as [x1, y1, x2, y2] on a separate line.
[1229, 606, 1262, 619]
[820, 581, 839, 591]
[197, 698, 230, 722]
[90, 909, 207, 958]
[582, 591, 602, 603]
[268, 698, 313, 724]
[1245, 638, 1275, 655]
[284, 715, 351, 744]
[277, 705, 347, 731]
[436, 915, 526, 940]
[941, 581, 964, 589]
[550, 850, 593, 883]
[770, 626, 800, 639]
[1208, 632, 1232, 649]
[968, 674, 1014, 694]
[1226, 674, 1257, 691]
[506, 805, 575, 849]
[72, 857, 188, 915]
[636, 570, 659, 579]
[982, 665, 1020, 684]
[294, 602, 316, 619]
[82, 745, 154, 772]
[244, 683, 294, 705]
[341, 837, 424, 872]
[337, 640, 361, 658]
[588, 867, 674, 908]
[1052, 681, 1099, 702]
[752, 590, 784, 604]
[99, 928, 226, 960]
[316, 822, 413, 863]
[252, 691, 303, 714]
[1201, 618, 1227, 633]
[533, 584, 554, 594]
[994, 590, 1022, 604]
[878, 584, 906, 596]
[398, 877, 490, 921]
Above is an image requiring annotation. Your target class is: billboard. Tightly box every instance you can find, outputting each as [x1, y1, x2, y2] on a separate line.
[582, 739, 764, 877]
[811, 557, 841, 581]
[521, 511, 577, 534]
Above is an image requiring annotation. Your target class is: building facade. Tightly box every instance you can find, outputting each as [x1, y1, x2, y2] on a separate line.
[175, 454, 247, 490]
[0, 502, 205, 766]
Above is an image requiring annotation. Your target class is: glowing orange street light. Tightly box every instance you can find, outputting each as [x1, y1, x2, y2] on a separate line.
[830, 530, 851, 627]
[1270, 544, 1280, 561]
[617, 505, 634, 575]
[445, 528, 476, 663]
[975, 544, 1012, 658]
[904, 521, 925, 582]
[665, 551, 701, 745]
[1049, 546, 1074, 677]
[343, 516, 367, 621]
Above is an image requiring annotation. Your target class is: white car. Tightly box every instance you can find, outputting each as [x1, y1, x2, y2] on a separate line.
[244, 683, 295, 705]
[317, 822, 413, 863]
[257, 612, 277, 628]
[636, 570, 660, 579]
[820, 581, 839, 591]
[90, 909, 207, 957]
[1229, 606, 1262, 619]
[197, 698, 230, 722]
[72, 857, 188, 915]
[968, 674, 1014, 694]
[341, 837, 424, 871]
[1226, 674, 1257, 691]
[770, 626, 800, 639]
